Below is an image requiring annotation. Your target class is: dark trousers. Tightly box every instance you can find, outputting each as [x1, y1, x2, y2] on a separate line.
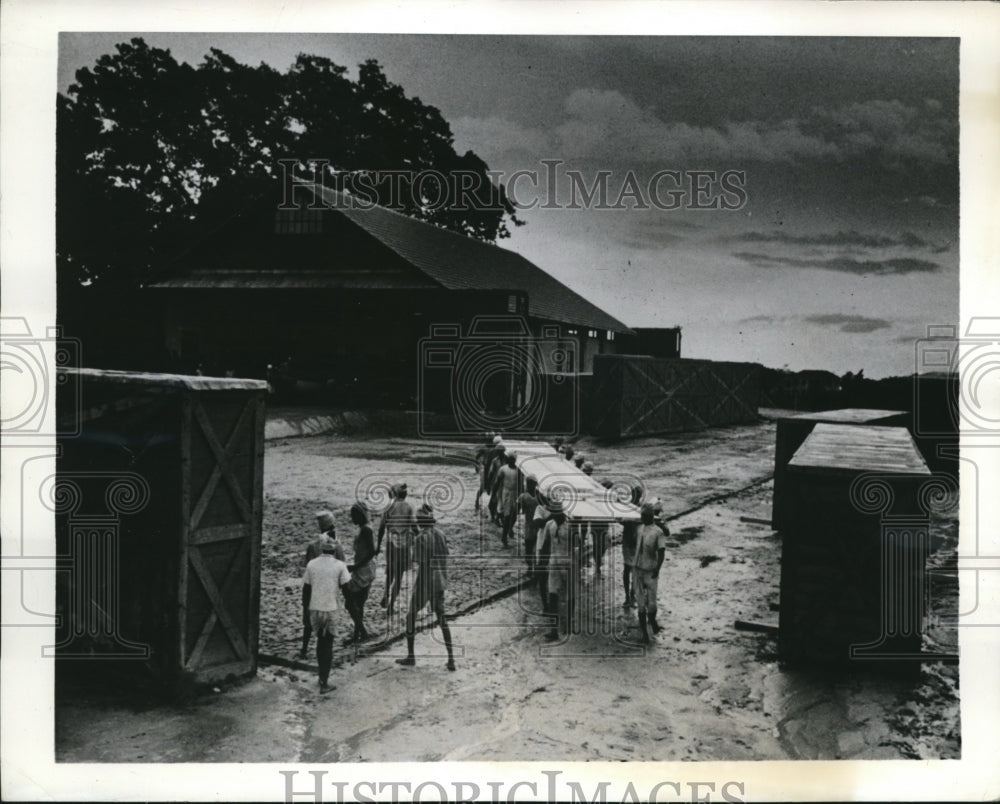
[591, 528, 607, 572]
[316, 631, 334, 684]
[345, 585, 371, 639]
[501, 512, 515, 544]
[381, 543, 407, 610]
[300, 604, 312, 653]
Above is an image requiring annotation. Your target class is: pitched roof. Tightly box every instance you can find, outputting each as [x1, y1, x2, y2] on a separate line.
[303, 182, 632, 334]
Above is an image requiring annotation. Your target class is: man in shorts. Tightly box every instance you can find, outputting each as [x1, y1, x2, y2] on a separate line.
[396, 504, 456, 671]
[303, 540, 353, 692]
[300, 511, 345, 658]
[633, 502, 670, 644]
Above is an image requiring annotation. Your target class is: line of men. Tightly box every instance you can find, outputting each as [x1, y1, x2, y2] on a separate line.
[300, 435, 674, 691]
[300, 485, 455, 693]
[479, 432, 676, 643]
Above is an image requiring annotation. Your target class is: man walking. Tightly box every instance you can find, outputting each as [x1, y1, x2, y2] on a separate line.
[376, 483, 417, 613]
[303, 540, 353, 693]
[518, 474, 541, 579]
[396, 504, 456, 671]
[343, 501, 376, 645]
[633, 502, 670, 644]
[473, 433, 496, 512]
[538, 499, 573, 641]
[485, 443, 507, 525]
[620, 486, 643, 609]
[492, 451, 520, 547]
[300, 511, 345, 658]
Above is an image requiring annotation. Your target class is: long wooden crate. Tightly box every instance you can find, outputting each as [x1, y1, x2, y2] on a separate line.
[771, 409, 908, 532]
[778, 424, 931, 669]
[55, 369, 267, 687]
[589, 355, 762, 438]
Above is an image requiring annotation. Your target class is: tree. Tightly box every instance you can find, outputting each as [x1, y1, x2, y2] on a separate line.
[57, 38, 522, 292]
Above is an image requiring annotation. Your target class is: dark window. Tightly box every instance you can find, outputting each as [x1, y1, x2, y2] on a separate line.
[275, 208, 323, 234]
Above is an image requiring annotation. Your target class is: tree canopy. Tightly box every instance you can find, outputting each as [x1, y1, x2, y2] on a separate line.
[57, 38, 522, 290]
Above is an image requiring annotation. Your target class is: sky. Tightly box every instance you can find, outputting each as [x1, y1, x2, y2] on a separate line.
[59, 33, 959, 378]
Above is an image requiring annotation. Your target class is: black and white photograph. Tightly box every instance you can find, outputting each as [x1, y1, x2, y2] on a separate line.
[2, 2, 998, 801]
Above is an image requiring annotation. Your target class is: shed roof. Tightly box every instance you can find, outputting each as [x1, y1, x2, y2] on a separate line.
[301, 182, 632, 334]
[788, 423, 930, 475]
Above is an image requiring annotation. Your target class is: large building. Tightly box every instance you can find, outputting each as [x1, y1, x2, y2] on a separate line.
[150, 182, 633, 415]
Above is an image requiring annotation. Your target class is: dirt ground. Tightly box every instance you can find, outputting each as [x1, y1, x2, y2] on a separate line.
[56, 416, 960, 762]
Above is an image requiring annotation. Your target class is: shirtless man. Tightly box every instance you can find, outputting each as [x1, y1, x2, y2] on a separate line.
[395, 504, 456, 671]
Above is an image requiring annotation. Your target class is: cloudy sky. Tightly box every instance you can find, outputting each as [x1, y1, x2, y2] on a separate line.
[60, 34, 959, 378]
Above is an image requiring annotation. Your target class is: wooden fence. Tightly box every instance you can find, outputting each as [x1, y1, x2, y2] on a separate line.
[587, 355, 762, 438]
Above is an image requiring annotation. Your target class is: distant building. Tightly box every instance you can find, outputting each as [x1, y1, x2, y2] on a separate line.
[617, 327, 682, 359]
[148, 183, 632, 412]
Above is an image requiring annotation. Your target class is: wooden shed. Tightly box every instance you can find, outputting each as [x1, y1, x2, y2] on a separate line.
[55, 369, 267, 687]
[778, 424, 932, 669]
[770, 408, 908, 532]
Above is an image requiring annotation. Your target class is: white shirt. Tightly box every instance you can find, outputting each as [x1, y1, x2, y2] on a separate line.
[303, 555, 352, 611]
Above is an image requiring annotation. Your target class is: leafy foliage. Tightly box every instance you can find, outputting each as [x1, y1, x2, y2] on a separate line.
[57, 38, 521, 290]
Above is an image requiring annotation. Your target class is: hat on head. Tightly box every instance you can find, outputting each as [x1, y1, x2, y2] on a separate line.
[526, 473, 538, 484]
[416, 503, 436, 525]
[640, 502, 656, 517]
[493, 435, 503, 445]
[548, 499, 565, 515]
[316, 510, 335, 529]
[574, 455, 585, 466]
[321, 538, 339, 554]
[582, 461, 594, 474]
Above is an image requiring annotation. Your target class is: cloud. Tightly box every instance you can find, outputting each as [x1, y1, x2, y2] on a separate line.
[733, 251, 941, 275]
[616, 215, 689, 250]
[804, 314, 893, 334]
[460, 89, 956, 177]
[450, 115, 552, 166]
[736, 229, 947, 251]
[738, 314, 777, 324]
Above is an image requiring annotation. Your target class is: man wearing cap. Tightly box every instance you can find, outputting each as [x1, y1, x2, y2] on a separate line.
[633, 502, 670, 644]
[538, 499, 574, 641]
[303, 540, 353, 693]
[492, 451, 521, 548]
[518, 474, 541, 580]
[300, 511, 345, 658]
[396, 504, 456, 671]
[377, 483, 417, 613]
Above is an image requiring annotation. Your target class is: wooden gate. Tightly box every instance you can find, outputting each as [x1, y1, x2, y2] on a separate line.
[589, 355, 762, 438]
[179, 391, 264, 680]
[56, 369, 266, 687]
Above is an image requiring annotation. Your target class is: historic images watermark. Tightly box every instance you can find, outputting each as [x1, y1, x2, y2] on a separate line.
[278, 159, 748, 213]
[280, 769, 747, 803]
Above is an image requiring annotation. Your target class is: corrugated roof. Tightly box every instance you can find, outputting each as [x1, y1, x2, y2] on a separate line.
[303, 182, 632, 334]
